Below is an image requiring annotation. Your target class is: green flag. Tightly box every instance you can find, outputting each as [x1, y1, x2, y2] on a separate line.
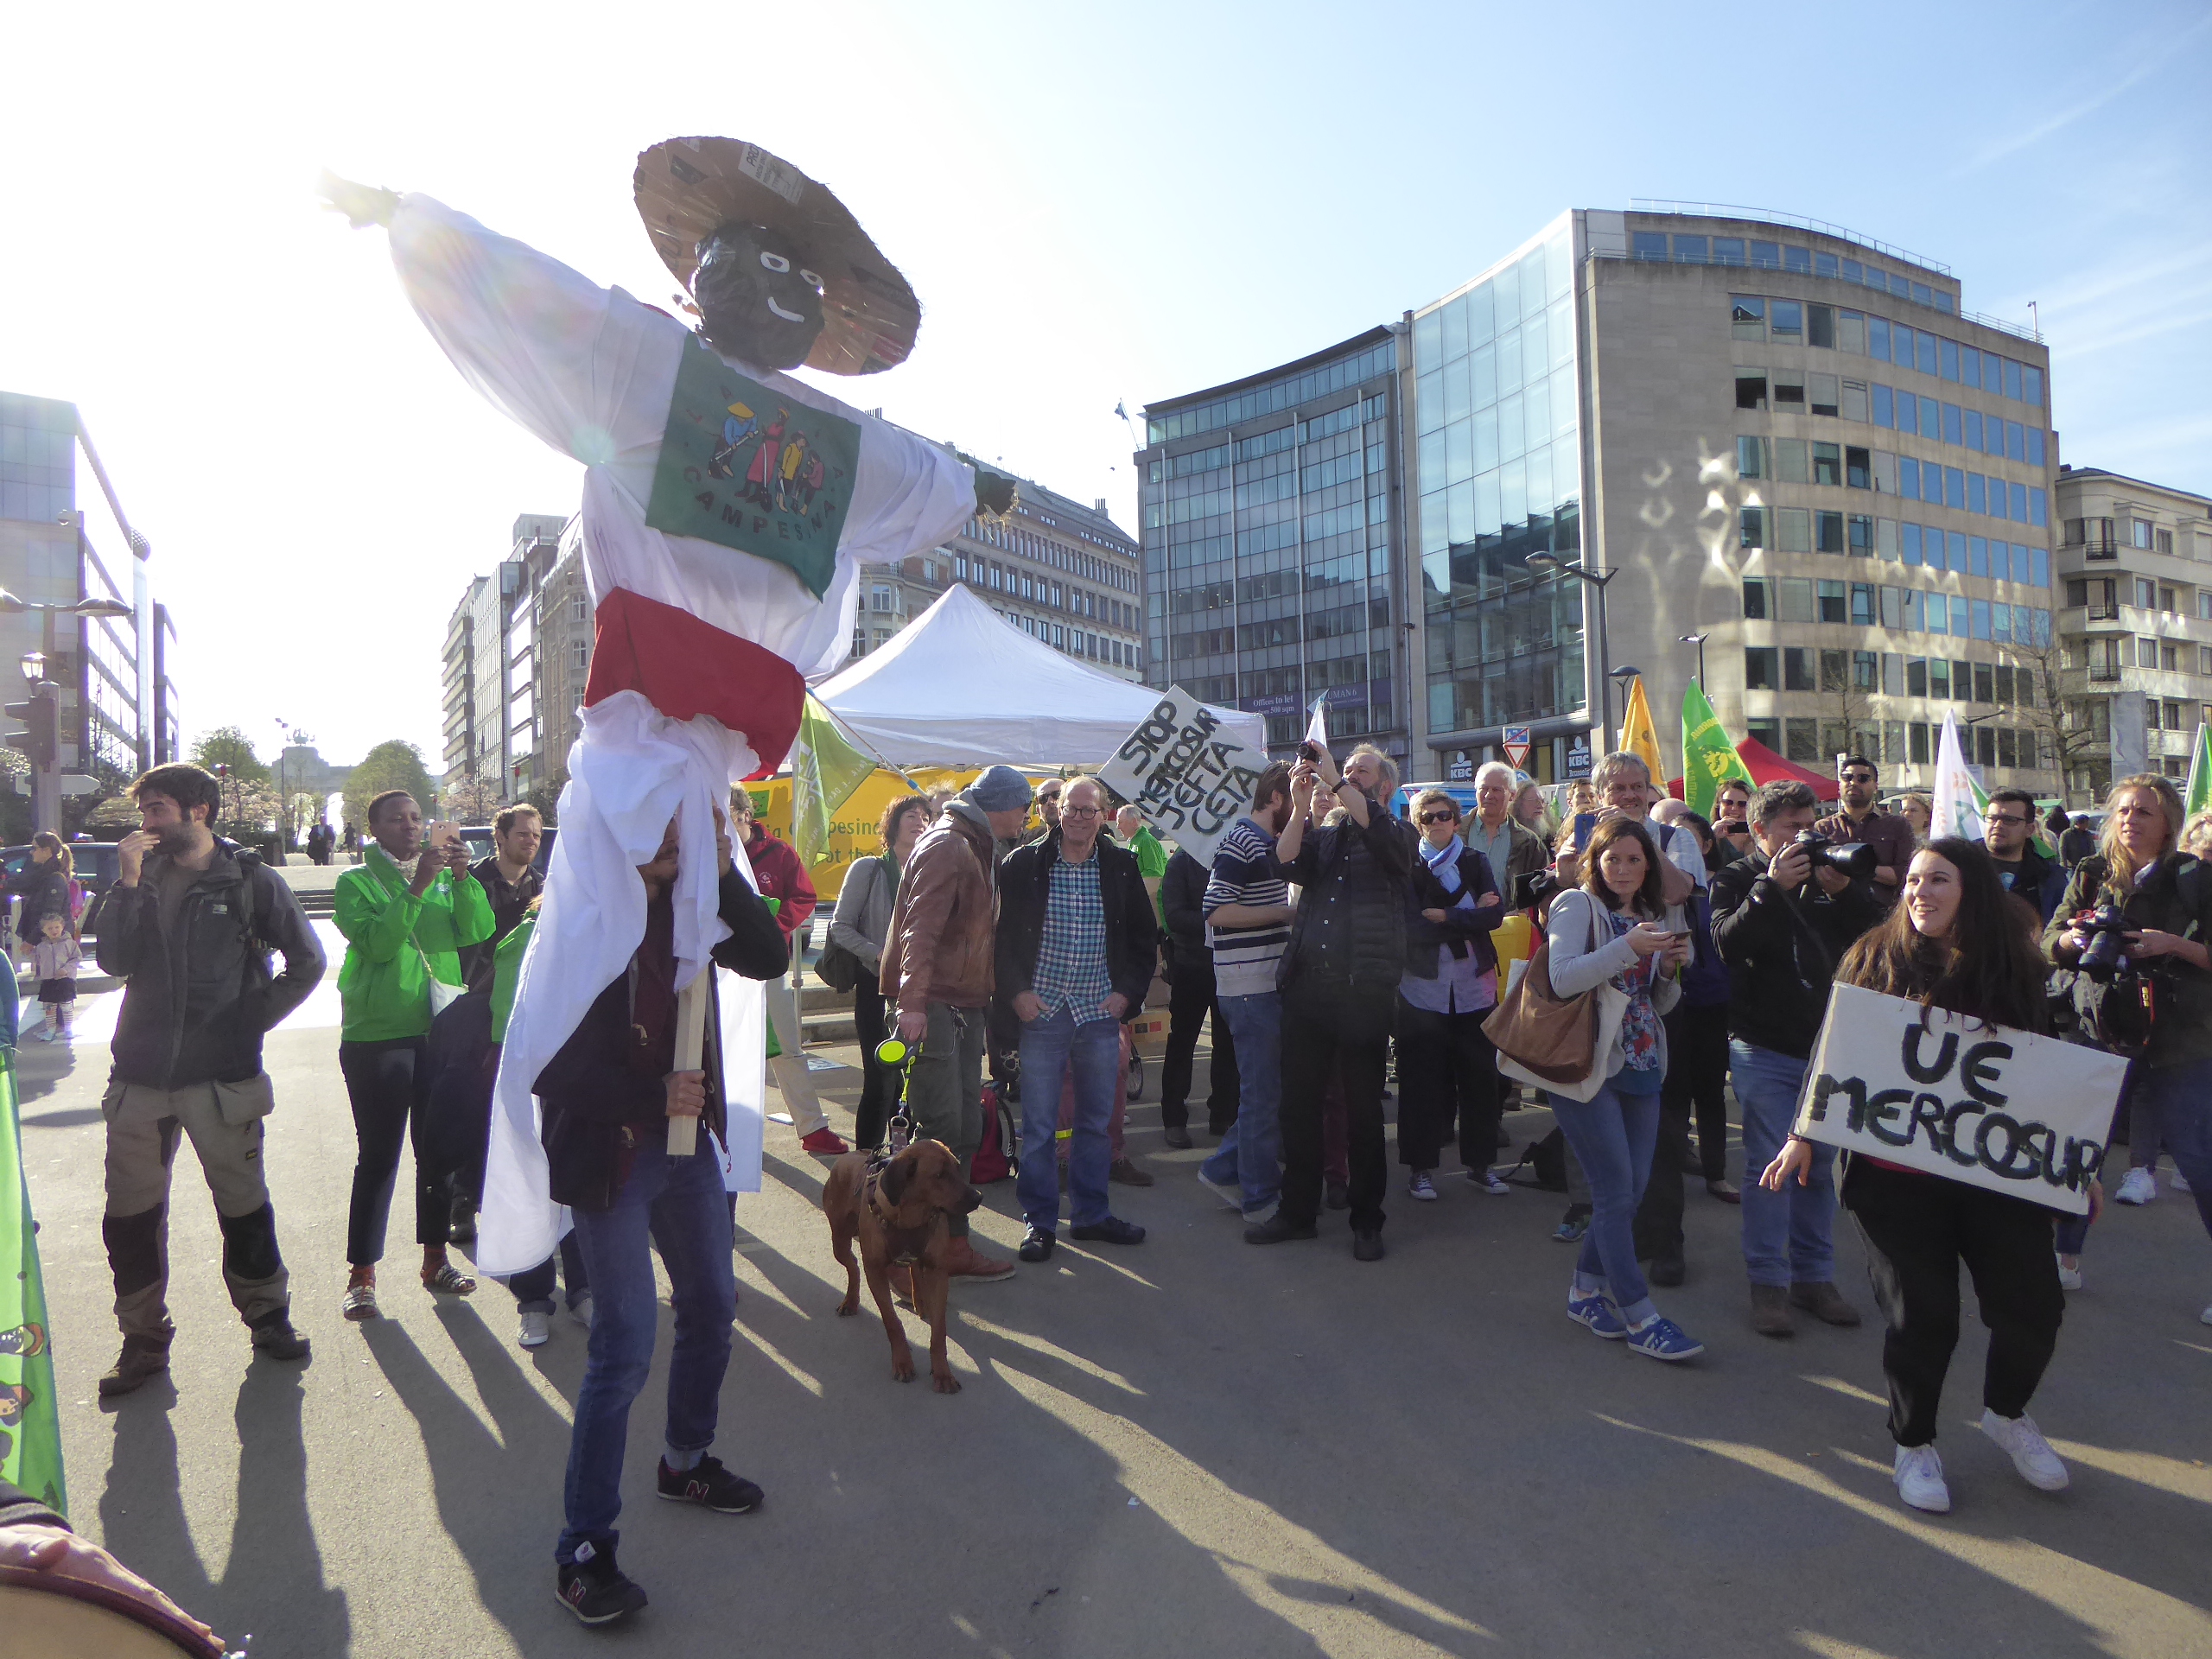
[2188, 723, 2212, 817]
[0, 1007, 66, 1516]
[791, 695, 894, 868]
[1680, 682, 1754, 817]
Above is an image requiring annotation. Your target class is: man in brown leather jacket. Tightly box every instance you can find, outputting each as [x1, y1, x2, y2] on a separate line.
[879, 764, 1034, 1282]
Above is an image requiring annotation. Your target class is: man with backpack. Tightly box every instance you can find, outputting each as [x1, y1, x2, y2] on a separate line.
[92, 764, 327, 1395]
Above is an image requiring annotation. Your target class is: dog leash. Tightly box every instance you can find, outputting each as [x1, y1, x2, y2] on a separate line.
[872, 1033, 922, 1157]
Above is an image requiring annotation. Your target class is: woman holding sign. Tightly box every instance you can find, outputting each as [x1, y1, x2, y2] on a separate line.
[1543, 817, 1700, 1362]
[1766, 838, 2080, 1515]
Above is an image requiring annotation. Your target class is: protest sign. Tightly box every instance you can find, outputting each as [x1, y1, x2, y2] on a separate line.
[1098, 684, 1267, 868]
[1792, 982, 2125, 1214]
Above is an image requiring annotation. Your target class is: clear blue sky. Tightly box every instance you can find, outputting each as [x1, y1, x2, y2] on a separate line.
[4, 1, 2204, 766]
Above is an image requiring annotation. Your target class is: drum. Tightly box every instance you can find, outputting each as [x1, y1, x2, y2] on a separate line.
[0, 1570, 225, 1657]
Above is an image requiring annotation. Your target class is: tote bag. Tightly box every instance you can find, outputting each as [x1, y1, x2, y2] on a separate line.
[1483, 895, 1630, 1105]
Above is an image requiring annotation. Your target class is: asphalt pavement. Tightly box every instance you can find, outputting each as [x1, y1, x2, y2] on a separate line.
[16, 963, 2212, 1658]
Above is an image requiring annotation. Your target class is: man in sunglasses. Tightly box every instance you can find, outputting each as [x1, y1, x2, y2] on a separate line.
[1981, 787, 2068, 923]
[1813, 756, 1913, 907]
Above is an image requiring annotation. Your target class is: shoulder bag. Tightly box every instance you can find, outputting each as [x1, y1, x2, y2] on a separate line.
[1483, 892, 1631, 1104]
[813, 858, 874, 993]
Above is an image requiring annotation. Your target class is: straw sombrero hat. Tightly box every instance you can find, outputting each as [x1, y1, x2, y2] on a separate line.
[634, 137, 918, 377]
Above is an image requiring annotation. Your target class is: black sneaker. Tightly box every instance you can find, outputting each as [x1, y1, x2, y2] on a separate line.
[657, 1454, 762, 1514]
[1070, 1217, 1146, 1246]
[1351, 1230, 1385, 1262]
[556, 1544, 648, 1626]
[1244, 1215, 1319, 1246]
[1018, 1227, 1056, 1262]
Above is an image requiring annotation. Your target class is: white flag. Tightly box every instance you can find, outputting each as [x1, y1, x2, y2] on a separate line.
[1305, 696, 1331, 750]
[1930, 709, 1987, 843]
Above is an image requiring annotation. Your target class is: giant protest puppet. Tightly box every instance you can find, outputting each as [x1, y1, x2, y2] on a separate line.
[324, 140, 1014, 1281]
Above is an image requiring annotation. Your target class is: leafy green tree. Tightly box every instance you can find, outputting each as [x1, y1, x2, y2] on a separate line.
[344, 740, 437, 836]
[189, 726, 273, 785]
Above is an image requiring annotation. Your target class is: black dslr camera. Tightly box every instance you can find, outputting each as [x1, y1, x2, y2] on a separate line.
[2075, 905, 2136, 982]
[1789, 830, 1878, 882]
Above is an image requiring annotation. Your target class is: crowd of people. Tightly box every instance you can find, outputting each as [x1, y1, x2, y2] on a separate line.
[32, 745, 2212, 1630]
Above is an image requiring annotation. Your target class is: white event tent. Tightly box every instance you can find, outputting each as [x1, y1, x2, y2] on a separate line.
[814, 582, 1265, 769]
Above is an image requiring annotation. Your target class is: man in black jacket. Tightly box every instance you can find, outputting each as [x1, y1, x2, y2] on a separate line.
[1246, 741, 1414, 1261]
[1710, 779, 1883, 1338]
[1158, 846, 1237, 1147]
[535, 804, 786, 1628]
[92, 764, 325, 1396]
[996, 775, 1159, 1262]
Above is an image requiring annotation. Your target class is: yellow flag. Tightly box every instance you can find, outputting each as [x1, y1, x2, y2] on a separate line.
[1618, 676, 1665, 787]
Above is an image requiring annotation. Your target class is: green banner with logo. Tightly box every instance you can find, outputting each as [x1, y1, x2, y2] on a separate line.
[0, 1034, 65, 1516]
[645, 338, 861, 599]
[1680, 682, 1754, 817]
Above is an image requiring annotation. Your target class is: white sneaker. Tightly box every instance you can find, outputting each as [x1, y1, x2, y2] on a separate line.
[2171, 1166, 2191, 1194]
[569, 1294, 594, 1329]
[1893, 1443, 1951, 1513]
[1980, 1408, 2069, 1491]
[2199, 1300, 2211, 1328]
[518, 1309, 551, 1349]
[2055, 1255, 2082, 1291]
[2114, 1167, 2156, 1205]
[1408, 1172, 1438, 1202]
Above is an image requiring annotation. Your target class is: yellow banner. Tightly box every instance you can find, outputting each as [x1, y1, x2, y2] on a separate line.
[743, 766, 1061, 900]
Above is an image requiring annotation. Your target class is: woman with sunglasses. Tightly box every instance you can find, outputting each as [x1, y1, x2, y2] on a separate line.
[1767, 838, 2083, 1513]
[2043, 775, 2212, 1316]
[1397, 790, 1509, 1200]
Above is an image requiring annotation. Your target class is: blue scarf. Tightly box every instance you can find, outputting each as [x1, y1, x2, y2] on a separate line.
[1421, 835, 1474, 907]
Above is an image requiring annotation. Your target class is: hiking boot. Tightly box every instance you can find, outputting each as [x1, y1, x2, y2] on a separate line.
[1789, 1281, 1862, 1326]
[942, 1237, 1016, 1282]
[556, 1543, 648, 1627]
[98, 1337, 171, 1398]
[1108, 1156, 1154, 1187]
[1749, 1283, 1795, 1338]
[656, 1453, 763, 1513]
[249, 1315, 311, 1362]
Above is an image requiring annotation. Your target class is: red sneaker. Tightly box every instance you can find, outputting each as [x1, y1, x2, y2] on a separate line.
[799, 1128, 851, 1155]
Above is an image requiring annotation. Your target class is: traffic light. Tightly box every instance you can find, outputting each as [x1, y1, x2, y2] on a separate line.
[4, 690, 56, 771]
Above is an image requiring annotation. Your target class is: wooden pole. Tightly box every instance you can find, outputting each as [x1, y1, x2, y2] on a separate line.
[666, 969, 709, 1156]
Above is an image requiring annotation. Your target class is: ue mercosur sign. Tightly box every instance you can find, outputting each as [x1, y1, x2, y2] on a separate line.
[1791, 983, 2126, 1215]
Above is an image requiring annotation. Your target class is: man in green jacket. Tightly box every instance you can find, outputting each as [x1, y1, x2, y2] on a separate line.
[333, 789, 495, 1320]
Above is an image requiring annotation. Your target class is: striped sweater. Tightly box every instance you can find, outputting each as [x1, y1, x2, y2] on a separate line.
[1202, 817, 1292, 997]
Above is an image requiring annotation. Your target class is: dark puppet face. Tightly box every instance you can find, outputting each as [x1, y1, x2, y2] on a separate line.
[690, 221, 825, 369]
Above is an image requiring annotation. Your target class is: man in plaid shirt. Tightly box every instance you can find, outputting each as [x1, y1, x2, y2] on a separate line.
[995, 777, 1160, 1262]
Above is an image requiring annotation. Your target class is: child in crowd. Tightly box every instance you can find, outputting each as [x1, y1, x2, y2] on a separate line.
[32, 912, 80, 1043]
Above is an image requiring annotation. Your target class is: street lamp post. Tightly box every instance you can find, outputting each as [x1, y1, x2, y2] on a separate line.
[1527, 554, 1620, 741]
[0, 588, 135, 835]
[1678, 632, 1710, 690]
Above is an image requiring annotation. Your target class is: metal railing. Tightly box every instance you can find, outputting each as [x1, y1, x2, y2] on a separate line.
[1627, 200, 1953, 274]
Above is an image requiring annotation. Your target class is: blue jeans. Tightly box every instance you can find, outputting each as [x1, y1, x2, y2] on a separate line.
[1016, 1007, 1121, 1231]
[2127, 1056, 2212, 1243]
[509, 1230, 589, 1315]
[1732, 1040, 1836, 1287]
[556, 1139, 736, 1565]
[1550, 1077, 1663, 1326]
[1201, 992, 1282, 1217]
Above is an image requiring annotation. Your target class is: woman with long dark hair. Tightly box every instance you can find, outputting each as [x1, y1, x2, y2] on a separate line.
[2043, 774, 2212, 1313]
[1765, 837, 2087, 1514]
[830, 792, 931, 1151]
[1542, 816, 1700, 1361]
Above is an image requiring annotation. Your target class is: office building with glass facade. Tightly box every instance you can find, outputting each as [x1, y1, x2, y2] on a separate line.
[0, 390, 179, 797]
[1136, 329, 1406, 756]
[1412, 208, 2059, 794]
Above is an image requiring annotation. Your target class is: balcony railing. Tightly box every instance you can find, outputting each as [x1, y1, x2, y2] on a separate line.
[2088, 664, 2123, 682]
[2066, 538, 2121, 562]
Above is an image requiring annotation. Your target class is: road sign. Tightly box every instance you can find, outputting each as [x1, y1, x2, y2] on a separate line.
[1502, 725, 1531, 770]
[57, 774, 98, 796]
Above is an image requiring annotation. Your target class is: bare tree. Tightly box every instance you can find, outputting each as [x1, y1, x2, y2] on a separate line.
[2003, 632, 2104, 807]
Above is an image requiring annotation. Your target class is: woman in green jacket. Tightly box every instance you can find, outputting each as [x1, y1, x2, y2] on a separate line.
[335, 789, 495, 1319]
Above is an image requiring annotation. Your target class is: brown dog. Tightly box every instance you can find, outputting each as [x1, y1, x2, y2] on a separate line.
[820, 1139, 982, 1394]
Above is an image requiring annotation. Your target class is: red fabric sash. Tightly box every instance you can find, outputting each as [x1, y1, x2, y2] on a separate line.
[582, 587, 804, 778]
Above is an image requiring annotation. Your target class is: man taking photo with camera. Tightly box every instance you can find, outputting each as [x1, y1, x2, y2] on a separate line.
[1711, 779, 1885, 1338]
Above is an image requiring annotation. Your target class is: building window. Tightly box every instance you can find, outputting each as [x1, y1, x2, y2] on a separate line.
[1846, 446, 1871, 489]
[1770, 301, 1803, 341]
[1842, 380, 1868, 422]
[1784, 646, 1815, 691]
[1813, 442, 1842, 486]
[1744, 647, 1777, 690]
[1736, 372, 1767, 411]
[1814, 372, 1843, 416]
[1773, 372, 1806, 410]
[1816, 511, 1847, 554]
[1777, 508, 1811, 552]
[1775, 439, 1809, 482]
[1736, 435, 1764, 479]
[1817, 581, 1847, 624]
[1740, 507, 1766, 549]
[1742, 577, 1772, 619]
